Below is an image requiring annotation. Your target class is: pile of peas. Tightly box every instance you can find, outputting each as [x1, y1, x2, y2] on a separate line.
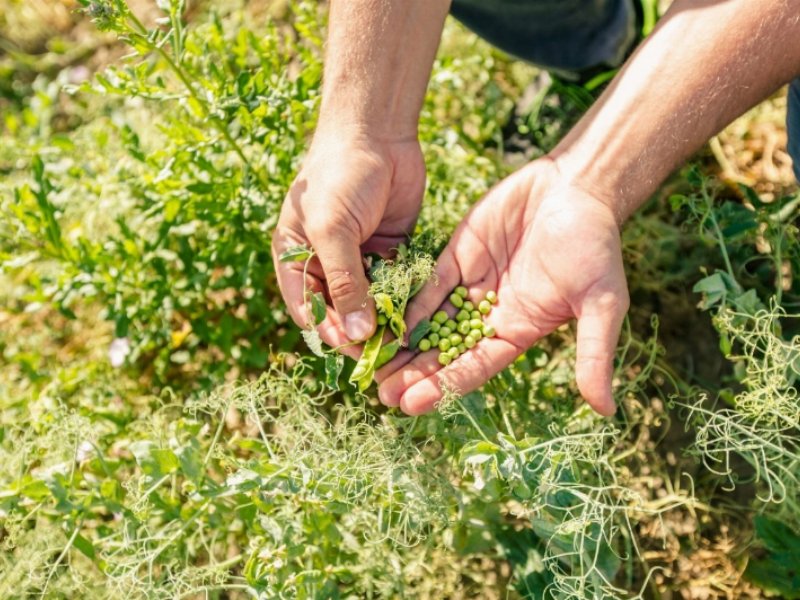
[418, 286, 497, 366]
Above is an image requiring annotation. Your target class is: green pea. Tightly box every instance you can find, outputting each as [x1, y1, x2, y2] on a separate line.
[419, 339, 431, 352]
[479, 300, 492, 315]
[447, 347, 459, 359]
[471, 328, 482, 341]
[486, 290, 498, 304]
[446, 319, 457, 330]
[377, 313, 388, 325]
[483, 324, 496, 337]
[430, 321, 441, 333]
[464, 335, 476, 348]
[470, 310, 481, 320]
[429, 333, 440, 346]
[463, 300, 474, 312]
[455, 286, 468, 298]
[457, 343, 467, 354]
[438, 352, 452, 366]
[449, 293, 464, 308]
[456, 309, 470, 322]
[439, 326, 452, 338]
[449, 333, 462, 346]
[470, 318, 483, 330]
[433, 310, 448, 324]
[438, 338, 451, 352]
[457, 320, 471, 335]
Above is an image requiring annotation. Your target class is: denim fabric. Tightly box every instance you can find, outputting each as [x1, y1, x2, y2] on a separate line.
[450, 0, 637, 71]
[788, 78, 800, 182]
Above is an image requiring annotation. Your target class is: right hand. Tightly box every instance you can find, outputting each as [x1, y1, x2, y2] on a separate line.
[272, 130, 425, 355]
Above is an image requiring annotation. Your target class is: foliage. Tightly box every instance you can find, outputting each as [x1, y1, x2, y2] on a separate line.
[1, 0, 799, 598]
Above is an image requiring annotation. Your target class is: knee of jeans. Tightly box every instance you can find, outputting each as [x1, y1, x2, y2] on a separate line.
[787, 79, 800, 182]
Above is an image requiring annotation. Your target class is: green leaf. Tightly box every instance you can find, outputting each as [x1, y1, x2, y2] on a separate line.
[301, 329, 325, 357]
[324, 353, 345, 390]
[349, 325, 386, 391]
[279, 245, 312, 262]
[375, 338, 401, 370]
[130, 441, 179, 479]
[409, 319, 432, 350]
[745, 516, 800, 598]
[310, 291, 326, 326]
[693, 271, 731, 310]
[72, 532, 96, 561]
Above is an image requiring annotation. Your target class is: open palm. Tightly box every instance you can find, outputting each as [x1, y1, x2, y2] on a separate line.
[377, 158, 629, 416]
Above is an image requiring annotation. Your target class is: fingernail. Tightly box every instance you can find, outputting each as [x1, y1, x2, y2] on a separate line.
[345, 310, 373, 341]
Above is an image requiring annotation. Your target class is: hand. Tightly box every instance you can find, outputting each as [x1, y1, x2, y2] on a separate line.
[377, 158, 629, 416]
[272, 131, 425, 353]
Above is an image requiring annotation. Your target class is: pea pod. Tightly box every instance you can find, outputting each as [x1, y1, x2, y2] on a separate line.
[375, 338, 401, 369]
[349, 325, 386, 391]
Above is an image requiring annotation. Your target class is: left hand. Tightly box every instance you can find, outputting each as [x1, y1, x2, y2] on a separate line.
[376, 157, 629, 416]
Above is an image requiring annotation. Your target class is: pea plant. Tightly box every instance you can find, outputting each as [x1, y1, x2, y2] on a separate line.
[3, 0, 798, 598]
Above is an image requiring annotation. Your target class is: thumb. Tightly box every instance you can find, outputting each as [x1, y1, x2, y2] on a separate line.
[308, 223, 376, 342]
[575, 290, 629, 417]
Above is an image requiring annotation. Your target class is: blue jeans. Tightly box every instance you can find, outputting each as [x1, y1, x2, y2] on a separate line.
[450, 0, 800, 182]
[788, 79, 800, 182]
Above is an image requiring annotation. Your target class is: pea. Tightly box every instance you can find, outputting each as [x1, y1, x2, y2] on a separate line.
[446, 319, 457, 331]
[457, 321, 471, 335]
[471, 328, 482, 341]
[464, 335, 476, 348]
[456, 309, 470, 322]
[479, 300, 492, 315]
[419, 339, 431, 352]
[449, 333, 462, 346]
[449, 293, 464, 308]
[438, 338, 451, 352]
[429, 333, 440, 346]
[457, 343, 467, 354]
[470, 318, 483, 330]
[433, 310, 449, 324]
[430, 321, 441, 333]
[486, 290, 498, 304]
[455, 286, 468, 298]
[377, 314, 388, 325]
[439, 326, 452, 338]
[438, 352, 452, 366]
[463, 300, 474, 312]
[447, 347, 459, 359]
[471, 310, 481, 320]
[483, 324, 496, 337]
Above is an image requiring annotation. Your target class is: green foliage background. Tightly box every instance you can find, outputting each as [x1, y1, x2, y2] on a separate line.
[1, 1, 799, 598]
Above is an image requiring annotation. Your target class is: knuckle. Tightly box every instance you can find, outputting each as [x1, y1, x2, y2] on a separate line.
[326, 269, 362, 300]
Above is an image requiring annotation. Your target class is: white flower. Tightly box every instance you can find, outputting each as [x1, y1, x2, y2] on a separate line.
[109, 337, 131, 367]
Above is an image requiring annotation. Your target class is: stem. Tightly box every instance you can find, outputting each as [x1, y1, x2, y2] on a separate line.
[124, 9, 267, 189]
[702, 181, 741, 292]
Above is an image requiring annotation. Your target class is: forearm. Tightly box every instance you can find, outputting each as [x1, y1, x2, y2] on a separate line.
[555, 0, 800, 223]
[318, 0, 451, 140]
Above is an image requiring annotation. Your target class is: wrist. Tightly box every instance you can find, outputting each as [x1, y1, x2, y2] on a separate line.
[549, 146, 647, 227]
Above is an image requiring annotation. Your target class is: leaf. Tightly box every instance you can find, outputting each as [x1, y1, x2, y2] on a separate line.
[349, 325, 386, 391]
[744, 516, 800, 599]
[693, 271, 736, 310]
[279, 245, 312, 262]
[409, 318, 432, 350]
[73, 532, 97, 561]
[310, 291, 326, 326]
[373, 293, 393, 317]
[324, 353, 345, 390]
[375, 338, 401, 369]
[301, 329, 325, 357]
